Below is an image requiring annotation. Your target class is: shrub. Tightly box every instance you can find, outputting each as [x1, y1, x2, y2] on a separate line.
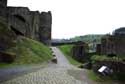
[91, 55, 124, 62]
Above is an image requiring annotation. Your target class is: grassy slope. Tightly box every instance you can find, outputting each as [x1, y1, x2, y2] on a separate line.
[59, 45, 82, 66]
[88, 70, 113, 82]
[0, 36, 52, 68]
[91, 55, 125, 62]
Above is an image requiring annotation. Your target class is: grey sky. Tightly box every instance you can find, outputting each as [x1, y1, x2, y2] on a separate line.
[8, 0, 125, 39]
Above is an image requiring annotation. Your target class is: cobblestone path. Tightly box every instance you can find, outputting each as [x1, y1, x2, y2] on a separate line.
[2, 65, 87, 84]
[0, 65, 46, 83]
[1, 47, 87, 84]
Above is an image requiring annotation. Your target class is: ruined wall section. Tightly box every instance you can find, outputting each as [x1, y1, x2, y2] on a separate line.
[6, 7, 30, 35]
[29, 11, 40, 40]
[70, 42, 89, 63]
[0, 0, 52, 45]
[0, 0, 7, 20]
[0, 0, 7, 7]
[6, 7, 52, 44]
[114, 35, 125, 56]
[100, 33, 125, 57]
[39, 11, 52, 45]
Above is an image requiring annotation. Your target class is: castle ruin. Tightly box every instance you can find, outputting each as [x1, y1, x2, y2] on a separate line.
[0, 0, 52, 45]
[97, 27, 125, 57]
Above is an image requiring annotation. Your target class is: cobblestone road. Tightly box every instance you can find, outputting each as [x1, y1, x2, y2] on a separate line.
[2, 65, 87, 84]
[0, 65, 46, 83]
[1, 47, 87, 84]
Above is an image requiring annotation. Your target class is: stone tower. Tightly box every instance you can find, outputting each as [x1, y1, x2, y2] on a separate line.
[0, 0, 7, 7]
[0, 0, 7, 18]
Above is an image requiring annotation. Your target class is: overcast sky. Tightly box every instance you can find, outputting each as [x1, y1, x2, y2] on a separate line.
[8, 0, 125, 39]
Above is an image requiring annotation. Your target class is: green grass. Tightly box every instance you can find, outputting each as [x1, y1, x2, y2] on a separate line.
[88, 70, 112, 82]
[88, 68, 125, 82]
[0, 36, 53, 69]
[91, 55, 124, 62]
[59, 45, 82, 66]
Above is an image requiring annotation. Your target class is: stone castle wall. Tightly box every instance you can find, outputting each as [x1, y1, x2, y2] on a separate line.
[97, 28, 125, 57]
[70, 42, 89, 63]
[0, 0, 52, 45]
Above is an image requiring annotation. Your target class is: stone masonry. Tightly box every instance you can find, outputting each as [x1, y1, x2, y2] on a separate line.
[0, 0, 52, 45]
[70, 41, 89, 63]
[97, 27, 125, 57]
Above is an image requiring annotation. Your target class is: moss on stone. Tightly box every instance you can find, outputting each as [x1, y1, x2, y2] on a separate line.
[4, 36, 53, 65]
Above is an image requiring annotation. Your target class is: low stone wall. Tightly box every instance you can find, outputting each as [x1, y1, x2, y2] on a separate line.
[92, 61, 125, 77]
[70, 43, 88, 63]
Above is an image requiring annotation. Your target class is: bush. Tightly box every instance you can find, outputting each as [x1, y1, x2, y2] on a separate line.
[91, 55, 124, 62]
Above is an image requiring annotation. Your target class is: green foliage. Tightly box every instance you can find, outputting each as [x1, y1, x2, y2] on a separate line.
[88, 70, 112, 82]
[91, 55, 124, 62]
[88, 70, 125, 81]
[0, 63, 13, 69]
[1, 36, 52, 66]
[70, 34, 104, 43]
[59, 45, 73, 55]
[59, 45, 82, 66]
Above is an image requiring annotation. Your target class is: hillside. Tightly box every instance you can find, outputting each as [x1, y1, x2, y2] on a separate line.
[70, 34, 104, 43]
[0, 36, 53, 68]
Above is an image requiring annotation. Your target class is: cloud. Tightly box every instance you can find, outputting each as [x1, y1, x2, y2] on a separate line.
[8, 0, 125, 38]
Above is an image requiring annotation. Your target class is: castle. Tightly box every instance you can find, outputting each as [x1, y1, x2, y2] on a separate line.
[0, 0, 52, 45]
[96, 27, 125, 57]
